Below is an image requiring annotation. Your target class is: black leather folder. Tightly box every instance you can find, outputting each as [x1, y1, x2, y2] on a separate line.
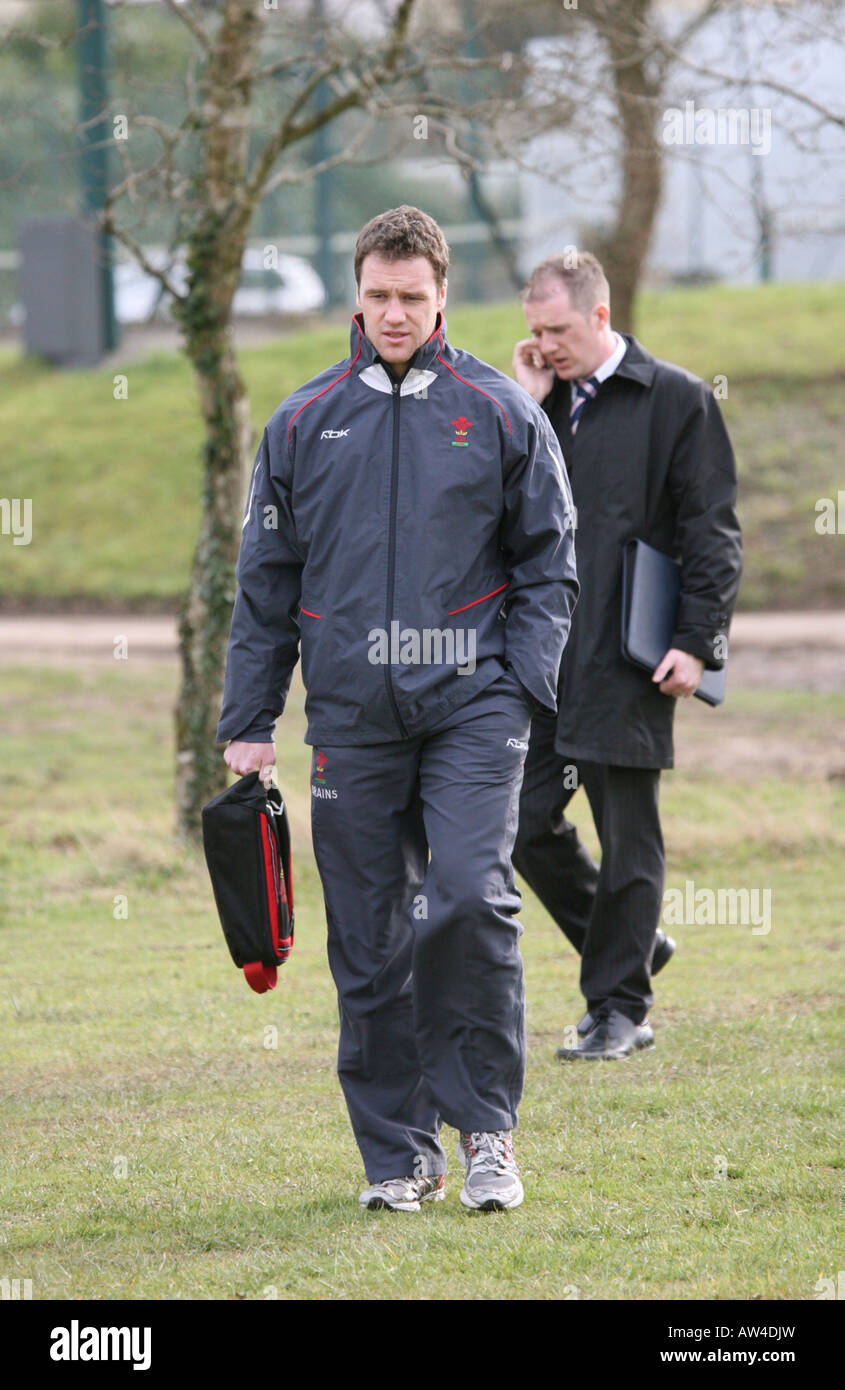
[621, 539, 727, 707]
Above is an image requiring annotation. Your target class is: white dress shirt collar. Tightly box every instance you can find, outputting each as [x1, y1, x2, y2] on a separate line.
[593, 330, 627, 383]
[569, 331, 627, 399]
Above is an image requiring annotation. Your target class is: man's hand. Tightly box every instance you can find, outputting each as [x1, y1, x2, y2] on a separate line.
[224, 740, 276, 788]
[513, 339, 555, 402]
[652, 649, 705, 698]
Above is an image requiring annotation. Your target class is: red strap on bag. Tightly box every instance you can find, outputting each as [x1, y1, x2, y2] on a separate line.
[243, 961, 278, 993]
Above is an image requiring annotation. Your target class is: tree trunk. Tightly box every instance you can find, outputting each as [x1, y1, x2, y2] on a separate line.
[172, 0, 261, 842]
[593, 0, 663, 335]
[175, 310, 253, 841]
[172, 223, 254, 842]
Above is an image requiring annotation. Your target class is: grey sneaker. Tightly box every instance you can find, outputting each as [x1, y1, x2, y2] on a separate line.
[457, 1131, 524, 1211]
[359, 1173, 445, 1211]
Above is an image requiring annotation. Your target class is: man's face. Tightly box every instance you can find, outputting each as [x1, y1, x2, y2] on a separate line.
[356, 253, 446, 376]
[523, 282, 609, 380]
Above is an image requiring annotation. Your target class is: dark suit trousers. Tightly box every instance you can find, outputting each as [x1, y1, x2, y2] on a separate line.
[512, 710, 665, 1025]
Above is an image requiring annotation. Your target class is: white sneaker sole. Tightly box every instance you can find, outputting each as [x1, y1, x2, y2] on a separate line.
[459, 1181, 524, 1211]
[360, 1187, 445, 1212]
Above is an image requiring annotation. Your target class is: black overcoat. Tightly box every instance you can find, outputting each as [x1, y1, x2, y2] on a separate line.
[543, 334, 742, 769]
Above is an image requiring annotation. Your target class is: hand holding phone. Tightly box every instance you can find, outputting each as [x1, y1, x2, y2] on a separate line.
[512, 338, 555, 402]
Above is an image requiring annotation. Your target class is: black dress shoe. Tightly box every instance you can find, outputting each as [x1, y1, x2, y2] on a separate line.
[557, 1009, 655, 1060]
[652, 929, 676, 975]
[578, 1007, 653, 1037]
[572, 933, 674, 1037]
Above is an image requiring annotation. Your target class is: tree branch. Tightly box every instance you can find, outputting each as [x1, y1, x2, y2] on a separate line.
[161, 0, 211, 54]
[261, 117, 386, 194]
[97, 216, 186, 302]
[654, 35, 845, 129]
[253, 53, 315, 84]
[243, 0, 419, 207]
[242, 59, 344, 207]
[105, 112, 189, 206]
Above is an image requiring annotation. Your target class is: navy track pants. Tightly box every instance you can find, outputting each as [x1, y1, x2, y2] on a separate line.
[309, 672, 532, 1183]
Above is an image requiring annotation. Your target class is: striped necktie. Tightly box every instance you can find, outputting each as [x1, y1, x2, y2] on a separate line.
[570, 375, 599, 434]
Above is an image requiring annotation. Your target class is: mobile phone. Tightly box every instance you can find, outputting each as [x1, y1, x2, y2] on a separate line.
[525, 343, 551, 370]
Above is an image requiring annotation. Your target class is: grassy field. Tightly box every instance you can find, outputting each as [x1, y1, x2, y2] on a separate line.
[2, 281, 844, 610]
[1, 659, 842, 1301]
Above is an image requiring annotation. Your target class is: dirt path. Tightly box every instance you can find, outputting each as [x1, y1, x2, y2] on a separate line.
[3, 610, 843, 780]
[2, 610, 844, 680]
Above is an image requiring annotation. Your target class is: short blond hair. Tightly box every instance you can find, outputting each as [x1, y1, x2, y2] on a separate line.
[522, 251, 609, 317]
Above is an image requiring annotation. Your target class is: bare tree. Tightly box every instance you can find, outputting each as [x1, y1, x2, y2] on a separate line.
[477, 0, 727, 332]
[503, 0, 843, 328]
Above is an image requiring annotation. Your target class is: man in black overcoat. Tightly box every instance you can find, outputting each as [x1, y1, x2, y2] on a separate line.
[511, 251, 742, 1059]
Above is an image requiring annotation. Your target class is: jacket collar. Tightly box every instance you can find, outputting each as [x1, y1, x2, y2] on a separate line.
[350, 311, 447, 377]
[613, 334, 657, 387]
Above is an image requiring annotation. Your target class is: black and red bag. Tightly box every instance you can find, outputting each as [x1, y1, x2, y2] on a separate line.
[202, 771, 294, 994]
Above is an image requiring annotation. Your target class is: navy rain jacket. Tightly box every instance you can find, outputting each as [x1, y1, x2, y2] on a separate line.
[216, 313, 579, 747]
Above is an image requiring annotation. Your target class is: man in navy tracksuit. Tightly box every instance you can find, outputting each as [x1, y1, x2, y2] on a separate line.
[217, 206, 578, 1211]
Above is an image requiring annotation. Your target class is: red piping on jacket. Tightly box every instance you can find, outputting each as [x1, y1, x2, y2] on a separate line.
[447, 581, 509, 616]
[436, 354, 512, 435]
[287, 329, 363, 443]
[300, 608, 322, 619]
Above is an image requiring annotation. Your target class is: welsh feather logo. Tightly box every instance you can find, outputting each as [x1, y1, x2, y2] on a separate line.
[312, 750, 338, 800]
[451, 415, 473, 447]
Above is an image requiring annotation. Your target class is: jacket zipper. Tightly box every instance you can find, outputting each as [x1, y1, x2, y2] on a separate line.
[384, 380, 409, 738]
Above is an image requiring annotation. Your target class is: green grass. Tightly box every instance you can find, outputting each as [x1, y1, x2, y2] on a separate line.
[1, 662, 843, 1300]
[2, 281, 844, 609]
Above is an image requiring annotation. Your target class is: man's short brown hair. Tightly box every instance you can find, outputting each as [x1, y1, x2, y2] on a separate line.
[354, 205, 449, 289]
[521, 251, 610, 318]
